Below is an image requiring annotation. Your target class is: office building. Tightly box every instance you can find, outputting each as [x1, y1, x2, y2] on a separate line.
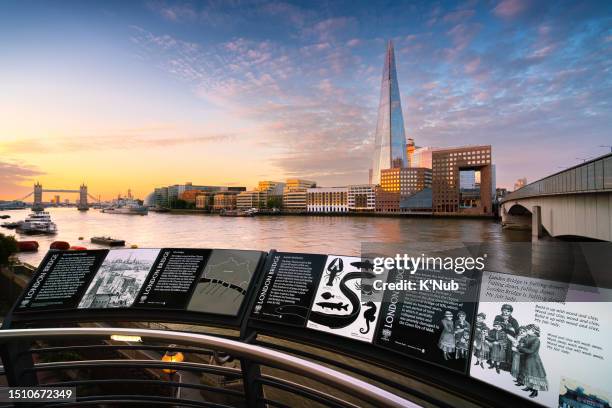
[410, 146, 439, 169]
[432, 145, 493, 215]
[406, 138, 417, 167]
[257, 181, 285, 196]
[213, 192, 238, 211]
[283, 179, 316, 212]
[348, 185, 376, 212]
[514, 177, 527, 191]
[380, 167, 432, 199]
[375, 187, 400, 212]
[236, 190, 268, 210]
[370, 41, 408, 184]
[307, 187, 348, 213]
[195, 193, 214, 210]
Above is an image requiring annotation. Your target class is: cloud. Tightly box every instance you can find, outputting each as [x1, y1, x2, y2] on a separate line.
[1, 133, 235, 154]
[493, 0, 527, 19]
[0, 161, 44, 198]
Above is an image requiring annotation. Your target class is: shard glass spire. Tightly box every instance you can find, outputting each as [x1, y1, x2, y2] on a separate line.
[370, 40, 407, 184]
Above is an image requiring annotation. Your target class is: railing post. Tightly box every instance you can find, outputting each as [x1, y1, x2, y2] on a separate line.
[241, 358, 265, 408]
[0, 340, 38, 387]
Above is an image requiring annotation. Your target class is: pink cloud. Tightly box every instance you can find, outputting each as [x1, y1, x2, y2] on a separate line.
[493, 0, 527, 18]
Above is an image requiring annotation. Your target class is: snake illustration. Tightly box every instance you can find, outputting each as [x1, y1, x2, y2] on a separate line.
[308, 270, 375, 329]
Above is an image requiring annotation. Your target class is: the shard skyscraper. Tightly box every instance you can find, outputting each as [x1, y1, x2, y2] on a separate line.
[370, 40, 408, 184]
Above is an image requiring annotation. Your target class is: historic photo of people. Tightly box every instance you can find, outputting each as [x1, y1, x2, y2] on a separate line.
[438, 310, 471, 361]
[472, 303, 548, 399]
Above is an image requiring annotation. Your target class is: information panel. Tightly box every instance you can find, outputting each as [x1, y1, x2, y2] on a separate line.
[136, 248, 212, 309]
[375, 268, 480, 374]
[14, 248, 263, 321]
[251, 252, 327, 326]
[17, 250, 108, 311]
[470, 271, 612, 407]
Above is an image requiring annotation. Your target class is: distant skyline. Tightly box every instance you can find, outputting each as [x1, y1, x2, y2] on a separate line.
[1, 0, 611, 200]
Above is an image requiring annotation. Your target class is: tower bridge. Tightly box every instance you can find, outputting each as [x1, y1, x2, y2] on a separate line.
[18, 183, 99, 211]
[500, 153, 612, 241]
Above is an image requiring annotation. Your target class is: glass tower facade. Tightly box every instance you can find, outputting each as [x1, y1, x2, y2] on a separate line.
[370, 41, 408, 185]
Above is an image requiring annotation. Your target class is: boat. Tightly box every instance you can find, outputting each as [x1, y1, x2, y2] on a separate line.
[50, 241, 70, 250]
[101, 193, 148, 215]
[220, 209, 256, 217]
[148, 206, 169, 213]
[90, 236, 125, 247]
[16, 211, 57, 234]
[17, 241, 39, 252]
[1, 221, 23, 229]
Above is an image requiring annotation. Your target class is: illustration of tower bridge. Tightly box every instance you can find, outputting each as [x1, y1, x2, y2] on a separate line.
[16, 182, 100, 211]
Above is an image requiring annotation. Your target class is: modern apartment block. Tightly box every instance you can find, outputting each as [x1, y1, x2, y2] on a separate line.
[283, 179, 316, 212]
[432, 145, 493, 215]
[380, 167, 432, 199]
[347, 185, 376, 212]
[236, 190, 268, 210]
[307, 187, 349, 213]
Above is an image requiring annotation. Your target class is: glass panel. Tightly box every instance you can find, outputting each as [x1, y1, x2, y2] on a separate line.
[587, 163, 595, 190]
[605, 157, 612, 189]
[595, 160, 604, 189]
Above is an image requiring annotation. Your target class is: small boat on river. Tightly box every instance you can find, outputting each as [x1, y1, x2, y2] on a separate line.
[91, 236, 126, 247]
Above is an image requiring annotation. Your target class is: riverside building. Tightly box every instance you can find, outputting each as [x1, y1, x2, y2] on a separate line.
[380, 167, 432, 199]
[307, 187, 348, 213]
[432, 145, 493, 215]
[283, 179, 316, 212]
[347, 185, 376, 212]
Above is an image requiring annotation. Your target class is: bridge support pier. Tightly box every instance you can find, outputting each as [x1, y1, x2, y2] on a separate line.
[532, 205, 542, 241]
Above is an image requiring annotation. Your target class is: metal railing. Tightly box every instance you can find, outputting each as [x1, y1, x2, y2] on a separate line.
[502, 153, 612, 202]
[0, 327, 420, 408]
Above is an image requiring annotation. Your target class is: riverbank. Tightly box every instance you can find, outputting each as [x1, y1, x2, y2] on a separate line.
[167, 208, 498, 219]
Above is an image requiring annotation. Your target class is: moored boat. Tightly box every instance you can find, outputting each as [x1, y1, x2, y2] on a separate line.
[1, 221, 23, 229]
[91, 236, 125, 247]
[16, 211, 57, 234]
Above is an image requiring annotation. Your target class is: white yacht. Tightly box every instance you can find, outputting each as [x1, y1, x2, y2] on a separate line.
[17, 211, 58, 234]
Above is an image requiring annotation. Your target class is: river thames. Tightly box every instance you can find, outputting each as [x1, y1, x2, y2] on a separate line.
[3, 208, 531, 267]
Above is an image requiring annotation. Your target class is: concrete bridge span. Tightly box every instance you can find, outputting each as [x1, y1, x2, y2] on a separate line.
[500, 153, 612, 241]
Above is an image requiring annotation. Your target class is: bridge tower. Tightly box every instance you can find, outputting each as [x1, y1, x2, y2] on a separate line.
[32, 182, 44, 212]
[78, 184, 89, 211]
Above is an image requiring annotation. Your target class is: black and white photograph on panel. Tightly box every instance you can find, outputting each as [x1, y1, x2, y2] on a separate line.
[78, 248, 160, 309]
[306, 255, 386, 343]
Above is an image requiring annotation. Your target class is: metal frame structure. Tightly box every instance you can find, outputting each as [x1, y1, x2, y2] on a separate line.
[0, 326, 418, 408]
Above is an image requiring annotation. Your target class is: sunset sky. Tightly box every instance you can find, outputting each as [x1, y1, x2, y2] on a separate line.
[1, 0, 610, 200]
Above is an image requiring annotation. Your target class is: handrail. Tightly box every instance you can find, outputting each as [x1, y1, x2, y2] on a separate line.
[0, 327, 419, 408]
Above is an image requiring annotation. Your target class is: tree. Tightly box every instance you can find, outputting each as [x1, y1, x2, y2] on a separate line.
[0, 233, 18, 266]
[267, 196, 283, 209]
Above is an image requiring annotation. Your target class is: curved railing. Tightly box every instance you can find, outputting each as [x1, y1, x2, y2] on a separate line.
[0, 327, 419, 408]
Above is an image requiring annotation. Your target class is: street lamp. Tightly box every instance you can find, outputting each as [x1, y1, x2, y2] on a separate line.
[162, 345, 184, 399]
